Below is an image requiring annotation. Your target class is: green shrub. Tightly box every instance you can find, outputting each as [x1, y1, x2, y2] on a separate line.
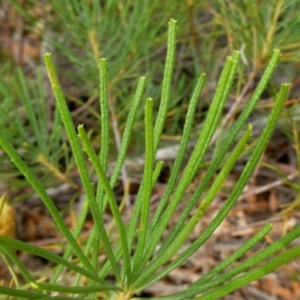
[0, 19, 299, 300]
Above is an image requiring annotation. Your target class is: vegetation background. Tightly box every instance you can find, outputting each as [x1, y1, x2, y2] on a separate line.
[0, 0, 300, 299]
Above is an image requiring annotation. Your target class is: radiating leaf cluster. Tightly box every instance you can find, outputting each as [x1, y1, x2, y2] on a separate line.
[0, 18, 298, 300]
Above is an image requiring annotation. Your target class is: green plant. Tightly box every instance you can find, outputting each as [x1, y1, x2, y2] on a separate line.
[0, 19, 299, 299]
[261, 101, 300, 219]
[2, 0, 209, 196]
[0, 66, 74, 203]
[9, 0, 206, 142]
[207, 0, 300, 70]
[8, 0, 234, 146]
[6, 0, 300, 199]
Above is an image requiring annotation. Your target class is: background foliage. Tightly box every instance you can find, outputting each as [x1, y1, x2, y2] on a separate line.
[1, 0, 300, 193]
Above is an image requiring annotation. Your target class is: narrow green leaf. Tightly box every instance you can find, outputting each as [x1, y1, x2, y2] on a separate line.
[134, 83, 289, 290]
[43, 53, 99, 273]
[40, 297, 88, 300]
[76, 76, 146, 282]
[93, 58, 109, 275]
[98, 58, 110, 203]
[151, 73, 206, 227]
[40, 297, 89, 300]
[182, 223, 300, 297]
[133, 73, 206, 277]
[50, 199, 90, 284]
[33, 282, 121, 294]
[0, 247, 35, 284]
[197, 245, 300, 300]
[153, 19, 177, 152]
[132, 98, 154, 279]
[16, 68, 43, 149]
[159, 50, 282, 256]
[78, 125, 128, 282]
[134, 53, 239, 284]
[151, 124, 252, 266]
[134, 224, 300, 300]
[104, 76, 146, 208]
[189, 225, 271, 286]
[0, 124, 94, 274]
[151, 223, 273, 300]
[0, 286, 44, 299]
[98, 160, 164, 280]
[0, 237, 104, 286]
